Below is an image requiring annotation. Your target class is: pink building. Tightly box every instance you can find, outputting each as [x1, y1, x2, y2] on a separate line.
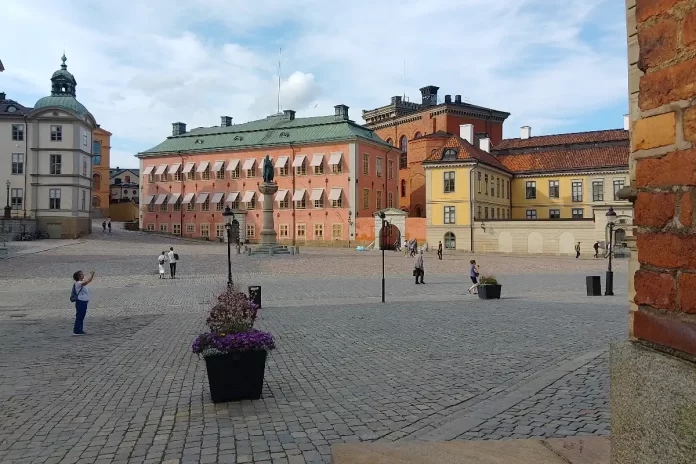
[136, 106, 399, 246]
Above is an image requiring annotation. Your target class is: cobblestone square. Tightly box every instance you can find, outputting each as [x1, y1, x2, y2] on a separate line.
[0, 224, 628, 463]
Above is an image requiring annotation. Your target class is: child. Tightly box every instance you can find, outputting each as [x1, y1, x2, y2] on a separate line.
[158, 251, 166, 279]
[468, 260, 480, 294]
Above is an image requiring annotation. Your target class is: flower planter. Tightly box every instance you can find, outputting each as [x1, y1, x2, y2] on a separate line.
[204, 350, 268, 403]
[478, 284, 502, 300]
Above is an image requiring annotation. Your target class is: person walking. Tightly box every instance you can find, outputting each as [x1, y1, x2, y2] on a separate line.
[414, 249, 425, 284]
[575, 242, 581, 259]
[107, 220, 112, 234]
[468, 260, 480, 294]
[593, 242, 600, 258]
[158, 251, 167, 279]
[71, 270, 95, 335]
[437, 241, 443, 260]
[167, 247, 178, 278]
[102, 221, 106, 232]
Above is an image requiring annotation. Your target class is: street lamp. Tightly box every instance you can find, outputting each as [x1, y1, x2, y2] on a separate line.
[605, 207, 617, 296]
[4, 180, 11, 219]
[222, 206, 235, 288]
[378, 211, 386, 303]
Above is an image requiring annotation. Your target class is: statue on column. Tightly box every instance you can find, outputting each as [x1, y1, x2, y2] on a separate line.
[262, 155, 275, 183]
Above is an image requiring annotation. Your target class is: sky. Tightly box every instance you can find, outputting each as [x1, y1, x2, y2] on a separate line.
[1, 0, 628, 169]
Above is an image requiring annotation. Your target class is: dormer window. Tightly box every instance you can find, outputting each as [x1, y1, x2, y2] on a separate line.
[442, 148, 458, 161]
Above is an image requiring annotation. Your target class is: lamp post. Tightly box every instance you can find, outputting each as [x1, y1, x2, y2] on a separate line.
[222, 206, 235, 288]
[378, 211, 386, 303]
[4, 180, 11, 219]
[605, 207, 617, 296]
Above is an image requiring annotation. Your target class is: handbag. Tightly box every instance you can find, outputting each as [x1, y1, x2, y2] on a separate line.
[413, 269, 418, 276]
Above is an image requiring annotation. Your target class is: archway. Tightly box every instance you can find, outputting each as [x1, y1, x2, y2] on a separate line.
[92, 172, 101, 190]
[92, 196, 101, 208]
[379, 223, 401, 250]
[614, 228, 626, 245]
[528, 232, 544, 254]
[498, 231, 513, 253]
[414, 205, 422, 217]
[230, 219, 240, 244]
[444, 232, 456, 249]
[558, 231, 575, 254]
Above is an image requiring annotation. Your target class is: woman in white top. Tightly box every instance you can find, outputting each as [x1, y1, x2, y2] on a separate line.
[72, 270, 95, 335]
[158, 251, 166, 279]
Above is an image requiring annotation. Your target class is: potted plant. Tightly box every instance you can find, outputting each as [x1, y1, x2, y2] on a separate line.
[477, 275, 502, 300]
[192, 286, 275, 403]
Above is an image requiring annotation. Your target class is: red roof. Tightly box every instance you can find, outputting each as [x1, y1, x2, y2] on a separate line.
[493, 129, 628, 152]
[495, 145, 629, 174]
[424, 135, 509, 172]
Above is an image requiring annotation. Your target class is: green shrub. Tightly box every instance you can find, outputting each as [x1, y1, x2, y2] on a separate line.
[479, 275, 498, 285]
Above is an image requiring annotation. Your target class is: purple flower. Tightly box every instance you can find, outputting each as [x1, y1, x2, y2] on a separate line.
[192, 330, 276, 355]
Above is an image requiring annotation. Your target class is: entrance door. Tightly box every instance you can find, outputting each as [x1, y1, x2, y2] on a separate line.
[46, 222, 62, 239]
[230, 219, 240, 244]
[379, 223, 400, 251]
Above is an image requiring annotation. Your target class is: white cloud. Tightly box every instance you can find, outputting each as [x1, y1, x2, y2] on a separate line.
[1, 0, 627, 167]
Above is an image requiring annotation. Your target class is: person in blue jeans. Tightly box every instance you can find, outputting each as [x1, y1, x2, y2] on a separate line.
[72, 269, 95, 335]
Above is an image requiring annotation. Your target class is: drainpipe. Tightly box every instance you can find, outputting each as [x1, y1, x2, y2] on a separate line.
[23, 115, 28, 219]
[179, 152, 185, 236]
[470, 162, 479, 252]
[290, 142, 296, 247]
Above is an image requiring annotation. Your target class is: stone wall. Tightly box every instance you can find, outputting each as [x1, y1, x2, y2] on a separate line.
[472, 220, 597, 255]
[109, 202, 138, 222]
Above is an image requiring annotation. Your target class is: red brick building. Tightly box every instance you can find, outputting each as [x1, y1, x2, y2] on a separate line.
[363, 86, 509, 217]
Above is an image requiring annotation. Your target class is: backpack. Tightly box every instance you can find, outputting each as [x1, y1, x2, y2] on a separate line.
[174, 253, 179, 260]
[70, 284, 83, 303]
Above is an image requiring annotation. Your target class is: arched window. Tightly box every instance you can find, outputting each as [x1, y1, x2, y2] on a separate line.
[386, 138, 393, 146]
[92, 173, 101, 190]
[614, 228, 626, 245]
[415, 206, 422, 217]
[399, 135, 408, 169]
[444, 232, 456, 249]
[400, 179, 406, 197]
[92, 196, 101, 208]
[414, 132, 422, 139]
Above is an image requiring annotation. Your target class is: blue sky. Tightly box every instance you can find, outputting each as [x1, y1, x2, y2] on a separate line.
[2, 0, 628, 168]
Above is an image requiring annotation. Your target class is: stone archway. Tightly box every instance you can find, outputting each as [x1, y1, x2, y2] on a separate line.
[528, 232, 543, 254]
[498, 231, 513, 253]
[558, 231, 575, 254]
[374, 208, 407, 249]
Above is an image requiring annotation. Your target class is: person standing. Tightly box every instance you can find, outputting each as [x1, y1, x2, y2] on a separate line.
[593, 242, 600, 258]
[71, 270, 95, 335]
[414, 249, 425, 284]
[107, 220, 112, 234]
[102, 221, 106, 232]
[437, 241, 443, 260]
[575, 242, 581, 259]
[468, 260, 479, 294]
[158, 251, 167, 279]
[167, 247, 178, 278]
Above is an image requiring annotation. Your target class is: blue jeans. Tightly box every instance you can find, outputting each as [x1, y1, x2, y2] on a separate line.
[74, 300, 88, 334]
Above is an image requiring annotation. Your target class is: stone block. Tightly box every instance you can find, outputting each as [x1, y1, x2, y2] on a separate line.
[640, 57, 696, 110]
[634, 269, 676, 310]
[684, 106, 696, 142]
[611, 340, 696, 463]
[631, 112, 676, 151]
[637, 232, 696, 269]
[638, 17, 679, 71]
[679, 273, 696, 314]
[636, 148, 696, 187]
[635, 191, 677, 228]
[684, 9, 696, 48]
[632, 310, 696, 355]
[680, 191, 694, 227]
[635, 0, 682, 22]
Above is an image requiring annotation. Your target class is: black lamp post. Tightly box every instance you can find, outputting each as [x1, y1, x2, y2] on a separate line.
[4, 180, 11, 219]
[222, 206, 235, 288]
[605, 207, 617, 296]
[378, 211, 386, 303]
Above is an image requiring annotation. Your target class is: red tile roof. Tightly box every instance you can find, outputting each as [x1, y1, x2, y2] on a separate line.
[424, 135, 509, 172]
[495, 145, 629, 174]
[493, 129, 628, 152]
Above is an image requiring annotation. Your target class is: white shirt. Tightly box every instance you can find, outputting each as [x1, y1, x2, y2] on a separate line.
[167, 250, 177, 263]
[158, 255, 166, 264]
[74, 281, 90, 301]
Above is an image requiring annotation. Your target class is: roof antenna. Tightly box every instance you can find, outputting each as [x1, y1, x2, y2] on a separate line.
[277, 48, 282, 114]
[403, 60, 406, 100]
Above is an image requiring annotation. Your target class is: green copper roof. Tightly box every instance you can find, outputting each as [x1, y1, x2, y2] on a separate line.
[139, 114, 392, 156]
[34, 95, 91, 117]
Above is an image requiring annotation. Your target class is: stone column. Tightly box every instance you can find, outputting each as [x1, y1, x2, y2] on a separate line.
[612, 2, 696, 463]
[259, 182, 279, 247]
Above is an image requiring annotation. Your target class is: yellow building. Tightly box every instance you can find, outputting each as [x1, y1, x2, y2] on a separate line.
[424, 124, 633, 254]
[92, 127, 111, 218]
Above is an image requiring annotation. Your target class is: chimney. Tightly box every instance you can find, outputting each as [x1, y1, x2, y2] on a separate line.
[455, 95, 462, 104]
[391, 96, 402, 104]
[334, 104, 349, 120]
[419, 85, 440, 107]
[172, 122, 186, 136]
[623, 114, 630, 131]
[459, 124, 474, 144]
[220, 116, 233, 127]
[283, 109, 296, 120]
[0, 92, 5, 101]
[444, 95, 452, 104]
[479, 137, 491, 153]
[520, 126, 531, 139]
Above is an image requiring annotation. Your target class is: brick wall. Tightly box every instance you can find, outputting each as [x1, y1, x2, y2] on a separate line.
[630, 0, 696, 357]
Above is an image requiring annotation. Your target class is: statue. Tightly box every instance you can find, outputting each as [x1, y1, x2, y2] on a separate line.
[262, 155, 274, 183]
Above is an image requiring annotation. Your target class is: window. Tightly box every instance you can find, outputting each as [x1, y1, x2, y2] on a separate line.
[247, 164, 257, 178]
[295, 194, 306, 209]
[93, 142, 101, 165]
[388, 160, 394, 179]
[477, 205, 482, 219]
[444, 171, 455, 193]
[572, 181, 583, 202]
[92, 196, 101, 208]
[148, 173, 155, 183]
[93, 174, 102, 193]
[200, 224, 210, 238]
[49, 189, 61, 209]
[506, 180, 510, 199]
[613, 180, 625, 200]
[330, 161, 342, 175]
[376, 191, 382, 210]
[525, 181, 536, 199]
[332, 224, 343, 239]
[376, 158, 383, 177]
[332, 195, 342, 208]
[80, 190, 85, 211]
[11, 153, 24, 174]
[188, 165, 196, 180]
[173, 224, 181, 235]
[485, 207, 489, 219]
[50, 125, 62, 141]
[399, 136, 408, 169]
[314, 195, 323, 209]
[215, 224, 225, 238]
[160, 224, 168, 233]
[173, 167, 182, 181]
[247, 196, 257, 210]
[160, 201, 167, 212]
[496, 179, 500, 197]
[491, 209, 495, 219]
[400, 179, 406, 197]
[485, 175, 489, 195]
[146, 224, 155, 231]
[386, 138, 393, 146]
[186, 224, 195, 233]
[10, 188, 22, 210]
[12, 124, 24, 141]
[187, 201, 195, 212]
[202, 166, 211, 180]
[147, 203, 155, 212]
[526, 209, 537, 219]
[83, 158, 88, 177]
[295, 159, 306, 176]
[363, 189, 370, 210]
[592, 180, 604, 202]
[279, 195, 289, 209]
[173, 198, 182, 211]
[314, 224, 324, 239]
[125, 175, 131, 183]
[491, 177, 495, 196]
[362, 154, 369, 175]
[230, 165, 241, 179]
[313, 159, 324, 175]
[549, 180, 560, 199]
[279, 163, 289, 176]
[279, 224, 289, 238]
[444, 232, 456, 249]
[549, 209, 561, 219]
[572, 208, 584, 219]
[216, 198, 225, 211]
[296, 224, 306, 238]
[388, 192, 394, 208]
[83, 132, 88, 147]
[414, 132, 422, 139]
[478, 172, 482, 193]
[216, 166, 225, 180]
[444, 206, 455, 224]
[497, 208, 500, 218]
[201, 198, 210, 211]
[230, 198, 241, 210]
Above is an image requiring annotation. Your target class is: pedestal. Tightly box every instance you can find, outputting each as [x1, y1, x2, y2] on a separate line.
[252, 182, 290, 255]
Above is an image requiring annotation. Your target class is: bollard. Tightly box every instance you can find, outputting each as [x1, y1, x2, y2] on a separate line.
[248, 286, 261, 308]
[295, 246, 300, 254]
[248, 248, 252, 256]
[290, 247, 295, 256]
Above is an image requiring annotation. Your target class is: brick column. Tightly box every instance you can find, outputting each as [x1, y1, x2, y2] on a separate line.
[612, 1, 696, 462]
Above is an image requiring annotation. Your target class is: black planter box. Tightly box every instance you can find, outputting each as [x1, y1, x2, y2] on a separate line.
[478, 284, 502, 300]
[204, 350, 268, 403]
[586, 276, 602, 296]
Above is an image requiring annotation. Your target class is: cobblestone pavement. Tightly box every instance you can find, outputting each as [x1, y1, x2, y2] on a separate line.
[0, 222, 628, 464]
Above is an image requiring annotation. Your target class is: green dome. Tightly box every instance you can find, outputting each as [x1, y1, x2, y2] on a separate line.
[34, 95, 90, 117]
[51, 68, 75, 80]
